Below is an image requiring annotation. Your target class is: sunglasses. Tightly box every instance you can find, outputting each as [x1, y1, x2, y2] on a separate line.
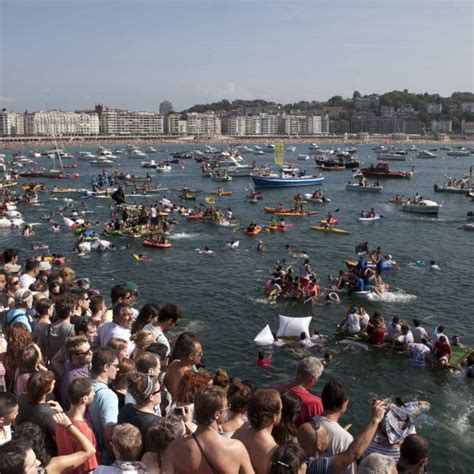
[75, 348, 92, 357]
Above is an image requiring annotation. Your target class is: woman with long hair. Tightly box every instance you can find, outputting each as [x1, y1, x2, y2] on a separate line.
[2, 323, 32, 390]
[272, 391, 302, 446]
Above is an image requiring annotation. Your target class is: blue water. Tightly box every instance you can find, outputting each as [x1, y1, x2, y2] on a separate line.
[1, 143, 473, 472]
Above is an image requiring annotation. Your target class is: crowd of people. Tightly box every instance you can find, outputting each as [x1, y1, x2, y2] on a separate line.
[0, 246, 439, 474]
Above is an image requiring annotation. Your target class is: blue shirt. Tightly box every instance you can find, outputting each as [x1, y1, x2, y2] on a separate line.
[307, 457, 333, 474]
[88, 381, 118, 464]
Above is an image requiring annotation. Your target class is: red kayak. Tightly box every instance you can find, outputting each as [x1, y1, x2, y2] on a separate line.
[186, 214, 204, 221]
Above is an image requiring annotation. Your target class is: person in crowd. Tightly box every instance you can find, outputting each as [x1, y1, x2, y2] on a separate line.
[88, 347, 120, 464]
[272, 391, 301, 446]
[98, 303, 135, 356]
[396, 434, 429, 473]
[141, 420, 183, 473]
[31, 299, 54, 342]
[89, 294, 106, 326]
[131, 330, 156, 360]
[0, 391, 18, 446]
[233, 388, 282, 473]
[212, 368, 230, 390]
[144, 303, 182, 355]
[60, 336, 92, 407]
[0, 439, 42, 474]
[14, 342, 46, 395]
[433, 335, 452, 367]
[16, 370, 59, 457]
[299, 380, 354, 474]
[19, 260, 40, 290]
[269, 443, 307, 474]
[359, 453, 397, 473]
[164, 335, 203, 400]
[101, 285, 134, 325]
[4, 289, 34, 332]
[38, 295, 76, 366]
[276, 356, 324, 425]
[162, 386, 253, 473]
[94, 423, 146, 473]
[2, 323, 32, 388]
[111, 358, 136, 410]
[221, 378, 253, 438]
[118, 372, 164, 438]
[106, 337, 130, 362]
[432, 326, 449, 346]
[385, 316, 402, 342]
[56, 378, 98, 472]
[411, 320, 429, 343]
[131, 303, 160, 335]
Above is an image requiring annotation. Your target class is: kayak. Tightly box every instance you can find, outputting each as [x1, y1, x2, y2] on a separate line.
[264, 207, 290, 214]
[319, 218, 339, 225]
[389, 198, 408, 204]
[311, 226, 350, 235]
[186, 214, 204, 221]
[243, 226, 262, 235]
[143, 240, 172, 248]
[358, 215, 382, 222]
[211, 191, 233, 196]
[304, 193, 331, 203]
[275, 211, 318, 217]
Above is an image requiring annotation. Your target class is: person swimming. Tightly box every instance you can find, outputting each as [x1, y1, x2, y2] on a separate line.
[257, 351, 273, 370]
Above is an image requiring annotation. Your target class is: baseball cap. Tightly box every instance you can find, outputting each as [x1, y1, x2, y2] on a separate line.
[125, 281, 140, 296]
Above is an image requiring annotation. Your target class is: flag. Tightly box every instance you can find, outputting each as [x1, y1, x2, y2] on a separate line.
[274, 141, 284, 166]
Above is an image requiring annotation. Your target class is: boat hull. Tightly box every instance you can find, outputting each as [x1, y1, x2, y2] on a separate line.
[251, 176, 324, 188]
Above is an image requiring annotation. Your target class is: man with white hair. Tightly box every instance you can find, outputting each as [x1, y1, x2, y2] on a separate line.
[276, 356, 324, 425]
[359, 453, 397, 474]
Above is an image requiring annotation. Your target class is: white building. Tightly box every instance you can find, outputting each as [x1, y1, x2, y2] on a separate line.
[186, 112, 221, 136]
[259, 113, 279, 135]
[431, 120, 452, 133]
[426, 103, 443, 114]
[224, 116, 247, 136]
[461, 119, 474, 135]
[0, 110, 24, 136]
[100, 110, 164, 135]
[24, 110, 99, 136]
[245, 115, 261, 135]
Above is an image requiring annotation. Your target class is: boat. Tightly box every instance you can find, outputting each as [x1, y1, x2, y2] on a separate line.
[90, 159, 114, 167]
[345, 183, 383, 192]
[210, 190, 233, 196]
[358, 215, 382, 223]
[264, 207, 293, 214]
[310, 226, 350, 235]
[314, 155, 360, 169]
[401, 199, 441, 215]
[156, 162, 172, 173]
[389, 197, 409, 204]
[146, 147, 157, 153]
[447, 149, 471, 157]
[274, 210, 318, 217]
[320, 164, 345, 171]
[304, 193, 331, 203]
[142, 160, 158, 169]
[143, 240, 172, 248]
[286, 146, 296, 152]
[464, 223, 474, 231]
[433, 183, 471, 195]
[360, 162, 413, 179]
[417, 150, 437, 159]
[52, 187, 87, 194]
[186, 214, 204, 221]
[243, 226, 262, 235]
[252, 168, 324, 188]
[375, 153, 407, 162]
[266, 225, 287, 232]
[298, 154, 310, 161]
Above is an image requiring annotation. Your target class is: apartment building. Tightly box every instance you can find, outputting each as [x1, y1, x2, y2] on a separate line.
[431, 120, 452, 133]
[159, 100, 174, 116]
[461, 119, 474, 135]
[0, 110, 24, 136]
[186, 112, 221, 136]
[99, 110, 164, 135]
[23, 110, 99, 136]
[426, 103, 443, 114]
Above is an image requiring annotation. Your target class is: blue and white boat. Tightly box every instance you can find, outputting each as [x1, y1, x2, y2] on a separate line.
[251, 167, 324, 188]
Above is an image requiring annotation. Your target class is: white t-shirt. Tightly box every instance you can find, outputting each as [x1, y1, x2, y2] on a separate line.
[347, 313, 361, 334]
[97, 322, 135, 356]
[0, 425, 12, 446]
[396, 331, 414, 345]
[19, 273, 36, 290]
[409, 343, 431, 365]
[318, 416, 355, 474]
[386, 322, 401, 340]
[143, 323, 171, 355]
[412, 326, 429, 343]
[433, 332, 450, 346]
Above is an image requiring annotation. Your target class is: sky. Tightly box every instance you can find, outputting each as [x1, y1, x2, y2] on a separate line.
[0, 0, 473, 112]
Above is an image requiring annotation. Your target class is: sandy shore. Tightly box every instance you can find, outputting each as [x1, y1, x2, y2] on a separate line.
[1, 136, 473, 149]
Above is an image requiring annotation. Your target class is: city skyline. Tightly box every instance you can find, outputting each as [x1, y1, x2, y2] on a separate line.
[1, 0, 473, 112]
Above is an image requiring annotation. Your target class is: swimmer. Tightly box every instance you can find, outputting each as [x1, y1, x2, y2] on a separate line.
[429, 260, 441, 270]
[257, 351, 273, 370]
[50, 223, 60, 233]
[299, 332, 315, 348]
[257, 240, 266, 253]
[320, 351, 333, 365]
[227, 240, 240, 249]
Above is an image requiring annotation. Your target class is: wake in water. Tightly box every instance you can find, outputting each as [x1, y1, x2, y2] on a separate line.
[169, 232, 200, 240]
[365, 291, 417, 303]
[248, 296, 276, 305]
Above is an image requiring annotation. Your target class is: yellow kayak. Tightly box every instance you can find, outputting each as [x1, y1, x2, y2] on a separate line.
[205, 197, 216, 204]
[211, 190, 232, 196]
[311, 225, 351, 235]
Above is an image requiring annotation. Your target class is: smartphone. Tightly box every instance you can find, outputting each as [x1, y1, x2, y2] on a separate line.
[174, 407, 183, 417]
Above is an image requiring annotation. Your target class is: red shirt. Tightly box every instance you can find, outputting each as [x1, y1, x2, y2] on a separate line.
[434, 341, 452, 359]
[56, 419, 99, 473]
[368, 327, 385, 345]
[276, 384, 323, 426]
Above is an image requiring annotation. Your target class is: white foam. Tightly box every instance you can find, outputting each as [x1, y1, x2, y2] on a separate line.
[169, 232, 199, 240]
[366, 291, 417, 303]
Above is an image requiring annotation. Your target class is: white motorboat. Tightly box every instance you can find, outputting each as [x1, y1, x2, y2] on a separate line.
[146, 147, 157, 153]
[309, 143, 319, 150]
[417, 150, 437, 159]
[254, 150, 265, 155]
[156, 162, 172, 173]
[129, 149, 148, 158]
[402, 199, 441, 215]
[90, 158, 115, 167]
[346, 183, 383, 192]
[286, 146, 296, 152]
[79, 151, 97, 160]
[28, 151, 41, 158]
[376, 152, 406, 161]
[447, 148, 471, 157]
[142, 160, 158, 169]
[297, 154, 310, 161]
